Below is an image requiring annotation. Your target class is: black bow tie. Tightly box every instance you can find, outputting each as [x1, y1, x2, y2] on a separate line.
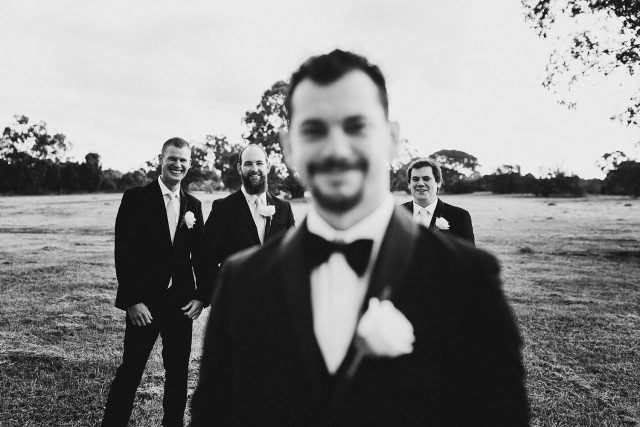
[305, 232, 373, 276]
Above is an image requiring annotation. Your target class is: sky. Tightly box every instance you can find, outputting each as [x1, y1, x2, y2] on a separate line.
[1, 0, 638, 179]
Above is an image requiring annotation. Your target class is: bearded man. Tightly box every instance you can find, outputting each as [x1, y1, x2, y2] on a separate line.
[201, 143, 295, 295]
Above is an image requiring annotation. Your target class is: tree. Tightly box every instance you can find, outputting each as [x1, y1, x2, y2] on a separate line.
[243, 81, 305, 198]
[523, 0, 640, 131]
[596, 150, 629, 173]
[205, 134, 243, 191]
[428, 149, 479, 193]
[1, 115, 71, 163]
[389, 139, 421, 192]
[428, 149, 479, 176]
[603, 159, 640, 196]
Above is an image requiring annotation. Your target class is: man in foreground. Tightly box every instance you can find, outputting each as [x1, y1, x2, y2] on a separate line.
[191, 50, 528, 426]
[202, 143, 295, 292]
[402, 157, 475, 244]
[102, 137, 208, 427]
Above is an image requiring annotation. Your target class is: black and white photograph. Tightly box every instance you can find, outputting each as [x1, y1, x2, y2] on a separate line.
[1, 1, 639, 426]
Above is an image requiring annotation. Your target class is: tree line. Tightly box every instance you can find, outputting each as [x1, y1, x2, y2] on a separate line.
[2, 83, 639, 197]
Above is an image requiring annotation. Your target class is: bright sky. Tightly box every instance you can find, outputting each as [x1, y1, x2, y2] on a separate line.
[1, 0, 638, 178]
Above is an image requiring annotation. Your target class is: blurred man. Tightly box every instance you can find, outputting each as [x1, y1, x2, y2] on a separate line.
[202, 143, 295, 293]
[102, 137, 207, 427]
[401, 157, 475, 245]
[191, 50, 528, 426]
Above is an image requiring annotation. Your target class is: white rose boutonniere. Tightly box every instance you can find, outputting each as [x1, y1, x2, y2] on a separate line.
[183, 211, 196, 229]
[435, 217, 450, 230]
[258, 204, 275, 218]
[347, 297, 414, 378]
[356, 297, 415, 358]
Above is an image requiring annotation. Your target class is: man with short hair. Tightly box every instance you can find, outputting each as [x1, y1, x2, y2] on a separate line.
[191, 50, 528, 426]
[401, 157, 475, 245]
[201, 143, 295, 293]
[102, 137, 208, 427]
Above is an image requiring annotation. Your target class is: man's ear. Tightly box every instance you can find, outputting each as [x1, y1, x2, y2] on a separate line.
[236, 162, 242, 176]
[280, 129, 295, 172]
[388, 120, 400, 160]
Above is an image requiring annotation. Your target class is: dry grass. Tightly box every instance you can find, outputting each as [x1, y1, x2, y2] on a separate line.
[0, 192, 638, 426]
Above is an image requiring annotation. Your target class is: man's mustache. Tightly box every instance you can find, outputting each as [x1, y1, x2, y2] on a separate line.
[308, 156, 368, 175]
[246, 170, 264, 178]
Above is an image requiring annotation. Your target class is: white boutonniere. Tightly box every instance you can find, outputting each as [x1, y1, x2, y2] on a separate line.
[355, 297, 415, 358]
[258, 204, 275, 218]
[183, 211, 196, 229]
[347, 297, 414, 378]
[434, 217, 450, 230]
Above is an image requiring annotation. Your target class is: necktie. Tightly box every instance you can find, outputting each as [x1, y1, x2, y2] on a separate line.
[305, 232, 373, 276]
[417, 208, 430, 227]
[166, 192, 178, 243]
[253, 197, 265, 244]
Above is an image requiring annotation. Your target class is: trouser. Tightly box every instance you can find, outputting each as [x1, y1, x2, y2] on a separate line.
[101, 307, 192, 427]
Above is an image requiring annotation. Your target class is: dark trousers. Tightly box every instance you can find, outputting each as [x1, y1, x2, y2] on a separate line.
[102, 307, 193, 427]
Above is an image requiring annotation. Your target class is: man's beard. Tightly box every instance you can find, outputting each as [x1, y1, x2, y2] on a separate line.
[307, 155, 368, 214]
[241, 170, 267, 195]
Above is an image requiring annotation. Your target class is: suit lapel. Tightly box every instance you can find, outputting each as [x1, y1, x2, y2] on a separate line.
[429, 198, 445, 229]
[233, 190, 261, 246]
[150, 180, 173, 249]
[279, 221, 326, 409]
[264, 193, 274, 240]
[172, 188, 189, 251]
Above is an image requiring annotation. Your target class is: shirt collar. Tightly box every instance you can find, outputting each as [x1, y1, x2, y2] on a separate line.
[241, 186, 267, 204]
[413, 197, 438, 216]
[158, 177, 180, 199]
[307, 193, 395, 245]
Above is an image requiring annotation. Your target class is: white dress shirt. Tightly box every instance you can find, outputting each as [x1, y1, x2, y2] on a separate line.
[412, 197, 438, 228]
[307, 194, 395, 374]
[158, 177, 180, 288]
[241, 186, 267, 244]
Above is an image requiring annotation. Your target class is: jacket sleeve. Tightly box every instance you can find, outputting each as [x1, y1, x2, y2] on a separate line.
[455, 253, 529, 425]
[458, 210, 475, 246]
[191, 260, 235, 425]
[114, 189, 144, 309]
[285, 200, 296, 230]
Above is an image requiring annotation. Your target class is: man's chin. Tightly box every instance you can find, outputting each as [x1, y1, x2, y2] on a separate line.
[311, 187, 363, 214]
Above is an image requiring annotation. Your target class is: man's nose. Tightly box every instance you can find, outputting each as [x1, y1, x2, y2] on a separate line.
[325, 130, 352, 157]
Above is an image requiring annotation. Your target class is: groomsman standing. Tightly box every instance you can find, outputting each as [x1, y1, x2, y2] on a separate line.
[202, 143, 295, 293]
[102, 137, 208, 427]
[401, 157, 475, 245]
[191, 50, 528, 426]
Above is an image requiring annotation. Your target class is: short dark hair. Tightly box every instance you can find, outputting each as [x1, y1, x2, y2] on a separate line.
[285, 49, 389, 120]
[161, 137, 190, 155]
[238, 143, 268, 166]
[407, 158, 443, 184]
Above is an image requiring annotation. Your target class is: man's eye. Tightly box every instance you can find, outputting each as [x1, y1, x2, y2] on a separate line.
[301, 126, 326, 137]
[344, 122, 365, 134]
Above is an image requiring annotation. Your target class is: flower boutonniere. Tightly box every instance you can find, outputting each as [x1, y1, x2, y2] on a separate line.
[258, 204, 275, 218]
[347, 297, 415, 377]
[434, 217, 450, 230]
[182, 211, 196, 229]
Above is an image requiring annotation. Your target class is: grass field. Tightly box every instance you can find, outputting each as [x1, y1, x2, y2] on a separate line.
[1, 192, 638, 426]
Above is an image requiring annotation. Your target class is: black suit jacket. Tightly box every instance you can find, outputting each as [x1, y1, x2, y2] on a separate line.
[202, 189, 295, 298]
[114, 180, 207, 311]
[191, 207, 528, 426]
[402, 198, 475, 245]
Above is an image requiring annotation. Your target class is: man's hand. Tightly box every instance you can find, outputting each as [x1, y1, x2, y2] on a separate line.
[127, 303, 153, 326]
[181, 299, 204, 320]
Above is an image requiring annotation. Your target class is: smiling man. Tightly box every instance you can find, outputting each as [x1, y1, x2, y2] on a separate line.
[401, 157, 475, 245]
[201, 143, 295, 295]
[102, 137, 207, 427]
[191, 50, 528, 426]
